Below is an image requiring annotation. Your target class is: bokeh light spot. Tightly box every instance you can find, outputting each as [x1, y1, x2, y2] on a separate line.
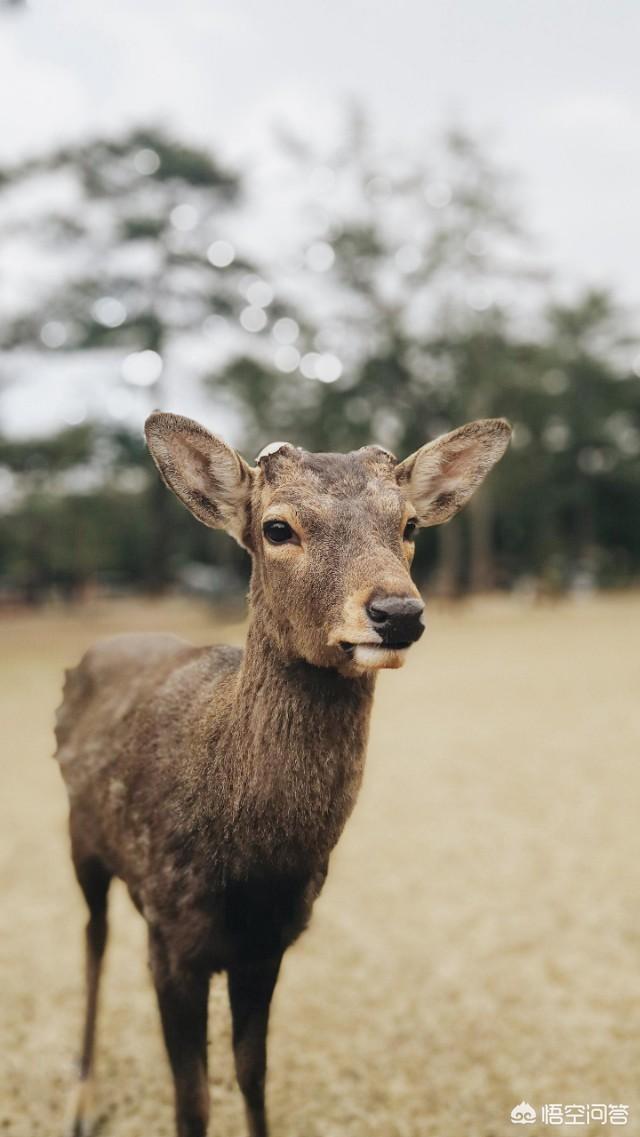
[203, 314, 228, 336]
[273, 317, 299, 344]
[170, 204, 198, 231]
[315, 353, 343, 383]
[578, 447, 608, 474]
[542, 418, 570, 452]
[122, 350, 163, 386]
[134, 148, 160, 175]
[63, 404, 87, 426]
[466, 285, 493, 311]
[306, 242, 335, 272]
[92, 297, 127, 328]
[40, 321, 67, 348]
[275, 346, 300, 373]
[246, 280, 274, 308]
[240, 307, 267, 333]
[300, 352, 321, 379]
[207, 240, 235, 268]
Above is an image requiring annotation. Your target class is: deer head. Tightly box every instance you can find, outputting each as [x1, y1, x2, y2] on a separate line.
[145, 413, 511, 676]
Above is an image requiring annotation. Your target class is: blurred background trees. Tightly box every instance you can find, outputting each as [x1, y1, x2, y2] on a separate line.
[0, 128, 266, 593]
[0, 115, 638, 604]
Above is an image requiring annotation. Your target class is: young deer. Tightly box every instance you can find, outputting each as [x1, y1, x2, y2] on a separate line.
[56, 412, 511, 1137]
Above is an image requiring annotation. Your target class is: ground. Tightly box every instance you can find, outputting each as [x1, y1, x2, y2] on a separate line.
[1, 594, 639, 1137]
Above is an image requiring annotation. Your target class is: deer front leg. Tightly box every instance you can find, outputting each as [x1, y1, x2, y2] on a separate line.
[227, 956, 282, 1137]
[149, 933, 210, 1137]
[66, 855, 111, 1137]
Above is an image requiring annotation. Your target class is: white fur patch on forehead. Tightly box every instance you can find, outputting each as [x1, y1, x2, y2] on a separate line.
[255, 441, 296, 462]
[358, 443, 397, 461]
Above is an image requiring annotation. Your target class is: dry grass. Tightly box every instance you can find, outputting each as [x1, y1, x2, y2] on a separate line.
[1, 594, 639, 1136]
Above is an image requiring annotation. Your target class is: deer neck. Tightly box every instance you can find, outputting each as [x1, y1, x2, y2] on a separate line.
[222, 609, 376, 872]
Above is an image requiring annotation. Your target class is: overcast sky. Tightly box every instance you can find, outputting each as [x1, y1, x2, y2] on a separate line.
[1, 0, 639, 304]
[1, 0, 639, 439]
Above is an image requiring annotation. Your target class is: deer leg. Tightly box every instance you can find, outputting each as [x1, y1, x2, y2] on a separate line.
[227, 956, 282, 1137]
[66, 857, 111, 1137]
[149, 933, 210, 1137]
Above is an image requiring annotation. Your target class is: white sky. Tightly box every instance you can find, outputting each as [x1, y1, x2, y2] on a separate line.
[0, 0, 639, 439]
[1, 0, 639, 304]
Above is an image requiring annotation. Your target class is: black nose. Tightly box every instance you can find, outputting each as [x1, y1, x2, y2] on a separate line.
[366, 594, 425, 645]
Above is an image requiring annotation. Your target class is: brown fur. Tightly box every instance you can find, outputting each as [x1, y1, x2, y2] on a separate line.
[55, 413, 510, 1137]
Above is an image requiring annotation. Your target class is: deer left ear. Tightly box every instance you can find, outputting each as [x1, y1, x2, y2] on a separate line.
[395, 418, 512, 526]
[145, 412, 255, 545]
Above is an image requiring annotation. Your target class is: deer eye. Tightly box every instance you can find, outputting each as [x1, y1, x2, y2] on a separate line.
[263, 519, 296, 545]
[403, 517, 418, 541]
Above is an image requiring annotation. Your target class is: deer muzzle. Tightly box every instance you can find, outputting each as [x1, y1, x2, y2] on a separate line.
[335, 590, 426, 671]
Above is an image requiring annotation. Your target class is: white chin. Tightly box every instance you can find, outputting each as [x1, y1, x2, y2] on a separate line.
[352, 644, 409, 671]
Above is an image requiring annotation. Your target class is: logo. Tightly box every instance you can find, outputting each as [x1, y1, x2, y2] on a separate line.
[510, 1101, 630, 1126]
[511, 1102, 536, 1125]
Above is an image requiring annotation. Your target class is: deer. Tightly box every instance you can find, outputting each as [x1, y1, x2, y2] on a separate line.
[55, 411, 511, 1137]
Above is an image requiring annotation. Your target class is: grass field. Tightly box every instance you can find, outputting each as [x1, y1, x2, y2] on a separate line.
[1, 594, 639, 1137]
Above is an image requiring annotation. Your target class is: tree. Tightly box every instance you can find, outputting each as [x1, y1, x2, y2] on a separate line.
[210, 116, 547, 592]
[510, 291, 639, 587]
[2, 117, 638, 599]
[0, 127, 266, 587]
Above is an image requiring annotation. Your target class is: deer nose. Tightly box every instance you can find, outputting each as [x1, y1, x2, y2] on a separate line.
[365, 594, 425, 645]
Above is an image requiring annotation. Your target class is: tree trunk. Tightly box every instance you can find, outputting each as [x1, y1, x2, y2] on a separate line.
[144, 337, 172, 594]
[434, 518, 462, 598]
[146, 473, 172, 594]
[468, 486, 494, 593]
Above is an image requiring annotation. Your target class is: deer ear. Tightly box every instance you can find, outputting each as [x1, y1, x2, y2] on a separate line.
[395, 418, 512, 526]
[145, 412, 254, 544]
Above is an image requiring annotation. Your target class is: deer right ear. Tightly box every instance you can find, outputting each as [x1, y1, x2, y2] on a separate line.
[145, 412, 254, 544]
[395, 418, 512, 526]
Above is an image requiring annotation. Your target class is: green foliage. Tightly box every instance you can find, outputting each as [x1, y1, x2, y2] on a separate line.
[0, 423, 249, 601]
[0, 127, 269, 594]
[0, 424, 95, 473]
[207, 124, 640, 593]
[0, 127, 247, 355]
[1, 118, 639, 601]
